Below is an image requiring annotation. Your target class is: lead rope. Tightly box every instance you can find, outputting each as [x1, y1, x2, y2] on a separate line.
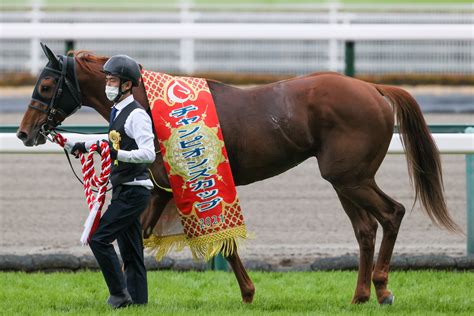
[52, 133, 111, 246]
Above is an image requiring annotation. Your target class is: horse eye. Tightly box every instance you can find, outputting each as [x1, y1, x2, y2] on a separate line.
[41, 85, 49, 92]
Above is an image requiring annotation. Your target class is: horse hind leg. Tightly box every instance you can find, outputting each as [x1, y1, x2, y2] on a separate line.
[336, 179, 405, 305]
[369, 184, 405, 305]
[224, 246, 255, 304]
[335, 190, 378, 304]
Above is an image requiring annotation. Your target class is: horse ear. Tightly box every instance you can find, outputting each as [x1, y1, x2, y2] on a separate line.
[40, 42, 60, 69]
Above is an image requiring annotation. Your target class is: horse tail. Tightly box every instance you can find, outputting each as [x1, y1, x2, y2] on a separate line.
[375, 84, 461, 233]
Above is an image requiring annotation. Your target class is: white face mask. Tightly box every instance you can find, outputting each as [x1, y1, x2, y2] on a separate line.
[105, 85, 119, 102]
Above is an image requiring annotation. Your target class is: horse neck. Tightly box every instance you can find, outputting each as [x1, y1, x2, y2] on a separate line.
[75, 58, 111, 121]
[75, 59, 151, 120]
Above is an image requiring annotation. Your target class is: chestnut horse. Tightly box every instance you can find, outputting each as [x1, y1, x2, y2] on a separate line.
[18, 44, 459, 305]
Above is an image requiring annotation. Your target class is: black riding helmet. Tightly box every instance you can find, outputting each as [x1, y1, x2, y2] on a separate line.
[102, 55, 141, 87]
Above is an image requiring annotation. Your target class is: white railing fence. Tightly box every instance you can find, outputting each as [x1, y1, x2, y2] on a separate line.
[0, 1, 473, 75]
[1, 132, 473, 154]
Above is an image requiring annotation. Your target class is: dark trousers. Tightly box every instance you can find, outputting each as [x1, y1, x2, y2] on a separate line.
[89, 184, 151, 304]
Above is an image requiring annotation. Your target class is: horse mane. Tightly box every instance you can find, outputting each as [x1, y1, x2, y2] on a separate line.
[70, 50, 147, 76]
[69, 50, 109, 75]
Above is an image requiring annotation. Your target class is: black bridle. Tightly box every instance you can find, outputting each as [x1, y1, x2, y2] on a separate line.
[30, 55, 83, 135]
[29, 55, 112, 192]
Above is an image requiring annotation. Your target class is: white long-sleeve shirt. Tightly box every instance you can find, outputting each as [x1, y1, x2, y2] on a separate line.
[86, 95, 156, 189]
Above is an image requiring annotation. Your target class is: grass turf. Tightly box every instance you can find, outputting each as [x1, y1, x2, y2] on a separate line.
[1, 270, 473, 315]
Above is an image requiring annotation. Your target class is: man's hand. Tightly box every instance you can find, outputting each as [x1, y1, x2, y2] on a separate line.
[71, 142, 87, 158]
[94, 140, 117, 161]
[107, 140, 118, 160]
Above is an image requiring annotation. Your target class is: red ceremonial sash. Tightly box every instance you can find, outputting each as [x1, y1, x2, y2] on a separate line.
[141, 70, 247, 260]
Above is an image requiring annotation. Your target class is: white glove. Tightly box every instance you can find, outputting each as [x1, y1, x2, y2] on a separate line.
[63, 140, 75, 154]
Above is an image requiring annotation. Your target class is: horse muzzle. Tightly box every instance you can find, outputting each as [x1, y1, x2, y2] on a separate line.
[16, 127, 47, 146]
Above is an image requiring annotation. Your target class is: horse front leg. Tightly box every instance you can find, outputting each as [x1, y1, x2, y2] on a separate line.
[225, 247, 255, 304]
[140, 188, 173, 238]
[141, 157, 173, 238]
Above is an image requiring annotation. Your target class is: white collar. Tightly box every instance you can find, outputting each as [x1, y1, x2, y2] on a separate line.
[113, 95, 134, 111]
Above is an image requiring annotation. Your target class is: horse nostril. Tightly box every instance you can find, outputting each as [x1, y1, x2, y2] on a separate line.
[17, 131, 28, 141]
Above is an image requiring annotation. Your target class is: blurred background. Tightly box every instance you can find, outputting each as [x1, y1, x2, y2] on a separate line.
[0, 0, 473, 82]
[0, 0, 473, 269]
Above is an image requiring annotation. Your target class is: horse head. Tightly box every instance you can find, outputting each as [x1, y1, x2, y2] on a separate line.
[17, 43, 83, 146]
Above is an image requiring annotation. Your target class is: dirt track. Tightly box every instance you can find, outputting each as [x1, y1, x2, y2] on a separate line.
[0, 112, 472, 267]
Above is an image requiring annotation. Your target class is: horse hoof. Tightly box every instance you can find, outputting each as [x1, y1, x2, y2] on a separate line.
[380, 293, 394, 305]
[242, 291, 255, 304]
[242, 294, 254, 304]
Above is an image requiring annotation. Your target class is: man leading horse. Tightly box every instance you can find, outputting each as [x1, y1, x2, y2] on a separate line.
[70, 55, 155, 308]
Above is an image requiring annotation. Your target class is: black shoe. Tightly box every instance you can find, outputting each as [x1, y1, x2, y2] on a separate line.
[107, 289, 133, 309]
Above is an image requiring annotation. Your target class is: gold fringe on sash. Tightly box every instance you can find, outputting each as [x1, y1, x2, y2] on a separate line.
[144, 225, 248, 261]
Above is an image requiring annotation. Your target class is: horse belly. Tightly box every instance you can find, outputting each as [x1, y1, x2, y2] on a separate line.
[229, 118, 315, 186]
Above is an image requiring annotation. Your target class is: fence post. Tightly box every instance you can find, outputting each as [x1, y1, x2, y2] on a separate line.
[327, 2, 340, 71]
[466, 127, 474, 255]
[65, 40, 75, 55]
[29, 0, 43, 75]
[179, 0, 195, 74]
[344, 41, 355, 77]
